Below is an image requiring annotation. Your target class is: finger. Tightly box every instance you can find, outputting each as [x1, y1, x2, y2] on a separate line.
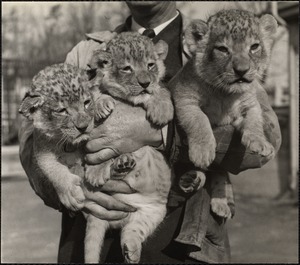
[85, 148, 118, 164]
[86, 138, 111, 153]
[101, 180, 135, 194]
[83, 202, 129, 220]
[83, 189, 136, 212]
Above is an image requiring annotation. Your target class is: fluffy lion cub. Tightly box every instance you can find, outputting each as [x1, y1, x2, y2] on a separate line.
[170, 9, 277, 211]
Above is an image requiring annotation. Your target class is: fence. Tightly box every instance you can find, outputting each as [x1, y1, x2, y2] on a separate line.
[2, 59, 59, 144]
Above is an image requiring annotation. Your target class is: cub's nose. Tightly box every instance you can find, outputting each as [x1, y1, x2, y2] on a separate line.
[138, 81, 150, 89]
[233, 67, 249, 77]
[75, 124, 89, 133]
[75, 113, 91, 133]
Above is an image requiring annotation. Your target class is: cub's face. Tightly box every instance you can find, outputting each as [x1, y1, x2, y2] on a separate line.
[185, 10, 277, 94]
[89, 32, 168, 105]
[19, 64, 94, 145]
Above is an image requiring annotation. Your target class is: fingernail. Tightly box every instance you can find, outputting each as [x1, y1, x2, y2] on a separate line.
[128, 206, 137, 212]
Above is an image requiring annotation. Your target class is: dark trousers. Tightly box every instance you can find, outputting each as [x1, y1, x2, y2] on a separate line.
[58, 206, 210, 263]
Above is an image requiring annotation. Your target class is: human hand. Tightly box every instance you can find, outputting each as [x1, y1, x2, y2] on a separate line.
[82, 181, 136, 220]
[85, 101, 162, 165]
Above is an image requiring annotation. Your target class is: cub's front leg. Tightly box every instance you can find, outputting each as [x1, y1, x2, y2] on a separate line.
[144, 86, 174, 127]
[172, 85, 216, 169]
[34, 145, 85, 211]
[94, 94, 115, 121]
[84, 159, 113, 187]
[238, 102, 275, 158]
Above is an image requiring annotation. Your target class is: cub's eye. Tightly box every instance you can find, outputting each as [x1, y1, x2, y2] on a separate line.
[215, 46, 229, 53]
[148, 63, 155, 70]
[57, 108, 67, 114]
[120, 66, 132, 73]
[250, 43, 260, 53]
[84, 99, 92, 109]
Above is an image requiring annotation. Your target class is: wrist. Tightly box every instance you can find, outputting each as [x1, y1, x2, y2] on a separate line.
[148, 127, 164, 148]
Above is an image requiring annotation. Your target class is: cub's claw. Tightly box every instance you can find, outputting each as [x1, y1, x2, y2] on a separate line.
[85, 164, 110, 187]
[189, 138, 216, 169]
[146, 101, 174, 127]
[123, 242, 141, 264]
[179, 170, 206, 193]
[111, 154, 136, 179]
[211, 198, 232, 219]
[57, 176, 85, 212]
[242, 133, 275, 158]
[95, 96, 115, 120]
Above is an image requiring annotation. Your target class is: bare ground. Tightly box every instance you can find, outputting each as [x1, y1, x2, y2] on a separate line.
[1, 146, 298, 263]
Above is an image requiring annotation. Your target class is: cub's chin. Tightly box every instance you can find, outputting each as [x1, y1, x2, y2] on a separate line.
[224, 79, 253, 94]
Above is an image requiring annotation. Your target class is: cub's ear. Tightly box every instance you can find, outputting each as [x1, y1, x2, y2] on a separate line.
[259, 14, 278, 53]
[259, 14, 278, 38]
[87, 47, 112, 80]
[19, 93, 44, 120]
[155, 40, 168, 61]
[184, 19, 208, 55]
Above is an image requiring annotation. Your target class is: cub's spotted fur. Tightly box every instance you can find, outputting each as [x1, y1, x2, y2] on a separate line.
[84, 32, 173, 263]
[170, 9, 277, 217]
[19, 63, 93, 212]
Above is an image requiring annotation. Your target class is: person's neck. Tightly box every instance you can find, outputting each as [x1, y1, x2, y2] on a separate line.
[131, 3, 177, 29]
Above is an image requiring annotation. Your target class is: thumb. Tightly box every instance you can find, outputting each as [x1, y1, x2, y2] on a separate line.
[85, 148, 118, 165]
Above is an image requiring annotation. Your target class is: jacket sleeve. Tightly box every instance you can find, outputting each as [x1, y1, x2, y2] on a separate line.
[168, 86, 281, 175]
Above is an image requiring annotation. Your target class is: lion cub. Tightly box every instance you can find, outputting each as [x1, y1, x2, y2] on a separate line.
[88, 32, 173, 127]
[170, 10, 277, 215]
[19, 64, 92, 212]
[84, 32, 173, 263]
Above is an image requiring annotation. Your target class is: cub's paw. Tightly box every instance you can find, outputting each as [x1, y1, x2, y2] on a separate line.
[95, 95, 115, 121]
[85, 164, 110, 187]
[189, 138, 216, 169]
[242, 132, 275, 158]
[211, 198, 232, 219]
[123, 241, 142, 264]
[111, 154, 136, 179]
[146, 101, 174, 127]
[57, 175, 85, 212]
[179, 170, 206, 193]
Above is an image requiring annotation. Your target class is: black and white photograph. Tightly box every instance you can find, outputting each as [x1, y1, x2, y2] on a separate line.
[1, 1, 299, 263]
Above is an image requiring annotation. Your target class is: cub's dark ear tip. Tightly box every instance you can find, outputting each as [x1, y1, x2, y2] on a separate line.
[192, 32, 203, 41]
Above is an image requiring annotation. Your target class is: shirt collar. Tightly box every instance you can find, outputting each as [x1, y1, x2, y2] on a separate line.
[131, 11, 179, 35]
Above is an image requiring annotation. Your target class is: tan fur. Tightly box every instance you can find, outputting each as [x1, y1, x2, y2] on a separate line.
[84, 147, 171, 263]
[19, 63, 94, 212]
[84, 32, 173, 263]
[20, 62, 172, 263]
[170, 10, 277, 217]
[88, 32, 174, 127]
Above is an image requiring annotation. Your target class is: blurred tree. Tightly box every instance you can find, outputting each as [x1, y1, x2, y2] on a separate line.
[2, 2, 129, 67]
